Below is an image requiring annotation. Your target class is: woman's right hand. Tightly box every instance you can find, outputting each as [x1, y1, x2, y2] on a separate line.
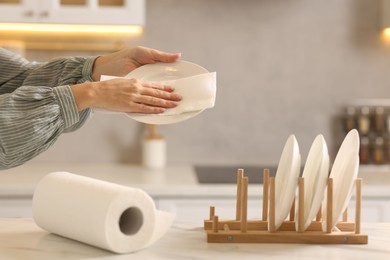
[70, 78, 182, 113]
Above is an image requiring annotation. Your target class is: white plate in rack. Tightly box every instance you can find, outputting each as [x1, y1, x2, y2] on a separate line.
[321, 129, 360, 232]
[295, 134, 329, 231]
[125, 60, 209, 124]
[270, 135, 301, 230]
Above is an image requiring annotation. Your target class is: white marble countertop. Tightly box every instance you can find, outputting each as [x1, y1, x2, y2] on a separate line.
[1, 163, 390, 199]
[0, 218, 389, 260]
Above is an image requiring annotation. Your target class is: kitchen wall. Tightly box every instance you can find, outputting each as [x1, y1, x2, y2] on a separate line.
[26, 0, 390, 166]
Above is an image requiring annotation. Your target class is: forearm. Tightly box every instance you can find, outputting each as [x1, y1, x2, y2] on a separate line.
[0, 48, 43, 93]
[1, 49, 96, 126]
[0, 85, 78, 170]
[0, 50, 97, 170]
[19, 56, 96, 88]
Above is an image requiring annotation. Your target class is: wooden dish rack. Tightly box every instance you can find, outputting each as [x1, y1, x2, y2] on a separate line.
[203, 168, 368, 244]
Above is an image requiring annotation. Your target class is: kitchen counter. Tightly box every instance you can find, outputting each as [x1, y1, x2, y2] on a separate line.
[1, 163, 390, 222]
[0, 218, 389, 259]
[0, 163, 248, 199]
[1, 163, 390, 198]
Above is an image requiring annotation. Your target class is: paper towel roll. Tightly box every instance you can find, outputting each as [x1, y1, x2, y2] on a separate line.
[32, 172, 175, 254]
[142, 138, 166, 169]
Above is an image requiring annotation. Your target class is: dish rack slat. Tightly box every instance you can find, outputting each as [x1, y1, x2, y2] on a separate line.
[203, 168, 368, 244]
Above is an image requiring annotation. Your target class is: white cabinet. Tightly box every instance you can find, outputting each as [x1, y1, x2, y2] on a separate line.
[0, 0, 36, 23]
[0, 0, 144, 25]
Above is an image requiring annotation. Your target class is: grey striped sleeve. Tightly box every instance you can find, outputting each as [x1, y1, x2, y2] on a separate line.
[0, 48, 96, 170]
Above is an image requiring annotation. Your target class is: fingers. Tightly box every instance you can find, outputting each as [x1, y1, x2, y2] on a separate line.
[96, 78, 182, 114]
[131, 103, 166, 114]
[127, 79, 182, 113]
[132, 81, 181, 110]
[135, 95, 179, 110]
[141, 81, 182, 101]
[151, 49, 181, 63]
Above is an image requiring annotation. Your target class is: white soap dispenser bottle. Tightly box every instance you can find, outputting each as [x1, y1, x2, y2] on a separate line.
[142, 124, 166, 169]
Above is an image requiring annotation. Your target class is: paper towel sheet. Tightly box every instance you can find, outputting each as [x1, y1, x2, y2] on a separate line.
[100, 72, 217, 116]
[32, 172, 175, 254]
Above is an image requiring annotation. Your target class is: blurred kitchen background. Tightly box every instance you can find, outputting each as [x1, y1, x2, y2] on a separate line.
[2, 0, 390, 167]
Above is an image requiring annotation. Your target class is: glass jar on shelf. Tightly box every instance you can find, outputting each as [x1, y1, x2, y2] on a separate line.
[359, 136, 371, 164]
[373, 136, 385, 164]
[344, 106, 356, 133]
[374, 106, 385, 133]
[357, 106, 371, 136]
[386, 135, 390, 163]
[359, 136, 370, 164]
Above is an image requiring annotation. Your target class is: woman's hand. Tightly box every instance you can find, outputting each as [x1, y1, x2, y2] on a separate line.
[72, 46, 182, 113]
[71, 78, 182, 113]
[91, 46, 181, 81]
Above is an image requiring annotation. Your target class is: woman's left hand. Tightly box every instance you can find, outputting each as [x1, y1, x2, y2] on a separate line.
[91, 46, 181, 81]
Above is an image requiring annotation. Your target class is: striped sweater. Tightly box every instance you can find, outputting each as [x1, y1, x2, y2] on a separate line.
[0, 48, 95, 170]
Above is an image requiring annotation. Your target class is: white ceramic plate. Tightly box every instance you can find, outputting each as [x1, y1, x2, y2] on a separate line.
[321, 129, 360, 231]
[270, 135, 301, 230]
[295, 134, 329, 231]
[125, 60, 209, 124]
